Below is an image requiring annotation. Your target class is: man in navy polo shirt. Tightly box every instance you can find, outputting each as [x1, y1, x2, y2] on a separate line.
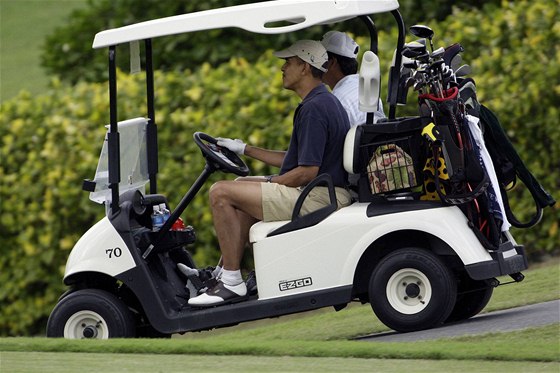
[188, 40, 351, 307]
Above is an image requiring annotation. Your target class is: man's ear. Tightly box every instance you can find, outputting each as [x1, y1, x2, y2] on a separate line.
[301, 62, 310, 76]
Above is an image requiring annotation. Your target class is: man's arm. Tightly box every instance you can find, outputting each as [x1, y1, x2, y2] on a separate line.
[217, 138, 285, 168]
[271, 165, 319, 187]
[244, 145, 286, 168]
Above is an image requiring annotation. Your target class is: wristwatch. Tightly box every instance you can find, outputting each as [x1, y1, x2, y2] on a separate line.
[265, 175, 274, 183]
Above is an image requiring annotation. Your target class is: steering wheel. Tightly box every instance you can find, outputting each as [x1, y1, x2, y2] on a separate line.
[193, 132, 250, 176]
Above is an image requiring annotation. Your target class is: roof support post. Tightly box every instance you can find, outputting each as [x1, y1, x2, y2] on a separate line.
[387, 9, 406, 120]
[145, 39, 158, 194]
[108, 46, 120, 213]
[359, 15, 378, 125]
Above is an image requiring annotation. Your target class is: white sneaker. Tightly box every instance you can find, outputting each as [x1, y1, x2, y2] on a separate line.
[188, 280, 247, 307]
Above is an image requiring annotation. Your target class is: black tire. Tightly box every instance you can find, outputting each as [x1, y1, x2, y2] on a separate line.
[46, 289, 135, 339]
[445, 276, 493, 323]
[369, 248, 457, 332]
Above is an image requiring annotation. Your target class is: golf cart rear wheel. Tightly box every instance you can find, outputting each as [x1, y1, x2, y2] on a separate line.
[46, 288, 135, 339]
[445, 277, 493, 323]
[369, 248, 457, 332]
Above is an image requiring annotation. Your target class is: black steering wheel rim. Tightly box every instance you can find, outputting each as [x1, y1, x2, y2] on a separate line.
[193, 132, 250, 176]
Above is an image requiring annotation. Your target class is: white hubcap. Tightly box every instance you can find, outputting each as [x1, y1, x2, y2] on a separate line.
[386, 268, 432, 314]
[64, 310, 109, 339]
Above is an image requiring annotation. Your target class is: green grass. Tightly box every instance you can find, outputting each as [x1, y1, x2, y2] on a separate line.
[2, 325, 559, 362]
[0, 0, 88, 101]
[1, 259, 558, 372]
[2, 351, 557, 373]
[1, 325, 558, 372]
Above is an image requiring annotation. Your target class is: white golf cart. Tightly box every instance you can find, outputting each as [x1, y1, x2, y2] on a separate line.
[46, 0, 528, 339]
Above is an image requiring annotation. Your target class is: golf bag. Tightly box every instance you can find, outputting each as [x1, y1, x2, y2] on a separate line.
[419, 87, 504, 249]
[398, 24, 555, 248]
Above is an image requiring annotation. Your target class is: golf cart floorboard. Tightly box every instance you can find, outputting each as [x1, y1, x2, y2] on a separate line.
[155, 285, 353, 333]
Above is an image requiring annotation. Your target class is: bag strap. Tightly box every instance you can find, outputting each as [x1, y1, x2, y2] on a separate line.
[432, 145, 490, 205]
[480, 105, 555, 227]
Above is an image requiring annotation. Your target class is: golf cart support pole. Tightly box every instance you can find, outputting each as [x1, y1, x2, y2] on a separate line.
[108, 46, 120, 214]
[388, 9, 406, 120]
[359, 15, 378, 55]
[145, 38, 158, 195]
[359, 15, 378, 125]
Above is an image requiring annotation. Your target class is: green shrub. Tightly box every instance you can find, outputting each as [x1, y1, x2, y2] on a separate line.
[1, 82, 110, 335]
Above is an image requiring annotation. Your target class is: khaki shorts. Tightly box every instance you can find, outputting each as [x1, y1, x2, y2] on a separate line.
[261, 183, 352, 222]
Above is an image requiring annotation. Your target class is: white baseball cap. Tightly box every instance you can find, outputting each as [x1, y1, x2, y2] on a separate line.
[274, 40, 329, 72]
[321, 31, 359, 59]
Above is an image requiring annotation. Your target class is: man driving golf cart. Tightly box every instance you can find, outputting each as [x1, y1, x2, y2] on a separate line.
[188, 40, 352, 307]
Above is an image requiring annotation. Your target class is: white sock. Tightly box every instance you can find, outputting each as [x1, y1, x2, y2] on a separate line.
[221, 269, 243, 286]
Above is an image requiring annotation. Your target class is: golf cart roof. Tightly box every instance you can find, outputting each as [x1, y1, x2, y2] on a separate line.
[92, 0, 399, 49]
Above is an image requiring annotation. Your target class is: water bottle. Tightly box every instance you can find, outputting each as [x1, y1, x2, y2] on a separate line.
[159, 203, 171, 223]
[151, 205, 164, 230]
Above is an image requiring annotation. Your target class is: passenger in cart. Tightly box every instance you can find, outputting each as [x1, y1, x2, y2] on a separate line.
[321, 31, 385, 126]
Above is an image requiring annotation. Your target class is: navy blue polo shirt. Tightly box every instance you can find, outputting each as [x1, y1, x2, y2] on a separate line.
[280, 84, 350, 187]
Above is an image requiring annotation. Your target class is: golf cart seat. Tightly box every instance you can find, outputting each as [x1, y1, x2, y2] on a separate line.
[249, 173, 338, 242]
[249, 127, 361, 242]
[249, 220, 287, 242]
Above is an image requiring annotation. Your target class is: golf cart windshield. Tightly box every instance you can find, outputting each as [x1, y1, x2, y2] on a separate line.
[89, 118, 149, 204]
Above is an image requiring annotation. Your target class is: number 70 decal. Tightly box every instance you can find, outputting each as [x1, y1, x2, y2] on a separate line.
[105, 247, 122, 258]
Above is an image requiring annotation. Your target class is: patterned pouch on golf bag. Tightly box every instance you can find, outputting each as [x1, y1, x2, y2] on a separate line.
[367, 144, 417, 194]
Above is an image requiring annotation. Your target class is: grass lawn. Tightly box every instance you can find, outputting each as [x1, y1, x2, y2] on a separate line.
[0, 0, 88, 101]
[2, 351, 558, 373]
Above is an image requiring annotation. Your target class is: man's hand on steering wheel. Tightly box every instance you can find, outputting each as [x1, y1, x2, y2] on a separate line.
[193, 132, 250, 177]
[216, 137, 246, 155]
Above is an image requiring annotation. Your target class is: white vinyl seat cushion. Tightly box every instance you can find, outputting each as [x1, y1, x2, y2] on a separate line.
[249, 220, 289, 243]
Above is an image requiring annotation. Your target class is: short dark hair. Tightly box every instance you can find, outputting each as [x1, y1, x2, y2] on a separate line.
[293, 57, 324, 79]
[310, 65, 324, 79]
[327, 52, 358, 75]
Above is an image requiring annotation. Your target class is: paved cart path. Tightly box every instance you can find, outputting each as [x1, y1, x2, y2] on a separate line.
[357, 299, 560, 342]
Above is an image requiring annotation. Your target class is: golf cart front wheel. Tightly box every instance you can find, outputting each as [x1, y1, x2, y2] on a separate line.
[369, 248, 457, 332]
[46, 288, 135, 339]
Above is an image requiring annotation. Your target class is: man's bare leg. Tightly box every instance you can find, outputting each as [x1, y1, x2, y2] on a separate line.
[187, 180, 263, 307]
[209, 180, 263, 271]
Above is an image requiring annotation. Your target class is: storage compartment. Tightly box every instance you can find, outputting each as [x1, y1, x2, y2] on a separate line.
[135, 226, 196, 254]
[353, 117, 427, 202]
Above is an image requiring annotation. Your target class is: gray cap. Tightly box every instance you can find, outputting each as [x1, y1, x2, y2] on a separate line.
[274, 40, 329, 72]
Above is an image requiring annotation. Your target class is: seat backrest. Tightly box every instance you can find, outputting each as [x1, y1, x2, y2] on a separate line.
[343, 125, 360, 175]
